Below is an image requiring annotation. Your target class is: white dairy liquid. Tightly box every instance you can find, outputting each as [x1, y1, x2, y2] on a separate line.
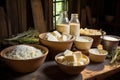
[76, 37, 89, 42]
[56, 24, 70, 34]
[103, 36, 119, 41]
[70, 23, 80, 37]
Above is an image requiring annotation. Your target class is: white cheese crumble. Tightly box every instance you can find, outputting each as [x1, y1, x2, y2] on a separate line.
[5, 45, 43, 60]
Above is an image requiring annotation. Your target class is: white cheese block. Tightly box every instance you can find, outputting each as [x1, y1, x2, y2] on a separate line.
[80, 58, 87, 64]
[64, 54, 74, 62]
[63, 33, 72, 40]
[73, 51, 82, 62]
[57, 56, 64, 63]
[64, 54, 77, 66]
[77, 61, 84, 65]
[62, 35, 68, 41]
[63, 50, 73, 56]
[46, 33, 58, 41]
[53, 31, 61, 38]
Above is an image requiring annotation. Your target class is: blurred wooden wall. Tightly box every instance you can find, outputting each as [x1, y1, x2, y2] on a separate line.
[0, 0, 51, 39]
[68, 0, 94, 28]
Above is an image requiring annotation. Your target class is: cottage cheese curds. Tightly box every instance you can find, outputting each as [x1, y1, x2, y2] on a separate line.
[4, 45, 43, 60]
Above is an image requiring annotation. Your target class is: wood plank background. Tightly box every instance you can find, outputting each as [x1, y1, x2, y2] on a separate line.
[0, 0, 48, 39]
[0, 7, 8, 38]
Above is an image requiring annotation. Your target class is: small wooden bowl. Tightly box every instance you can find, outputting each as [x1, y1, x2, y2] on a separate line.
[55, 52, 90, 75]
[0, 44, 48, 73]
[89, 48, 108, 62]
[80, 29, 106, 47]
[39, 33, 75, 58]
[74, 36, 93, 50]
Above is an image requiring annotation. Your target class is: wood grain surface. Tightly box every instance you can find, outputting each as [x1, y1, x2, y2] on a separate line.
[0, 59, 120, 80]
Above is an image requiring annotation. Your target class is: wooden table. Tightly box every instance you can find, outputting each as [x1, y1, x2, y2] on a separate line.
[0, 44, 120, 80]
[0, 59, 120, 80]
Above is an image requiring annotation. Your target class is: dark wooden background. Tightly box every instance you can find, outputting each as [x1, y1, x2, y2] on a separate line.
[0, 0, 120, 39]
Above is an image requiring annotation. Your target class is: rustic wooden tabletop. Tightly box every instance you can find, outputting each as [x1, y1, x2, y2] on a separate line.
[0, 59, 120, 80]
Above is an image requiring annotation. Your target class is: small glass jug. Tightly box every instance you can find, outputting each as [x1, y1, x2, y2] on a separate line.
[56, 11, 70, 34]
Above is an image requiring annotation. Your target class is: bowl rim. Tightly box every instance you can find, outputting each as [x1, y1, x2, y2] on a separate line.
[74, 36, 93, 43]
[101, 35, 120, 41]
[88, 48, 108, 56]
[55, 51, 90, 67]
[39, 33, 75, 43]
[0, 44, 49, 61]
[80, 29, 106, 36]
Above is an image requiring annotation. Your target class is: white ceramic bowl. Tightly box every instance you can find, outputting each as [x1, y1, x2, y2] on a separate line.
[74, 36, 93, 50]
[89, 48, 108, 62]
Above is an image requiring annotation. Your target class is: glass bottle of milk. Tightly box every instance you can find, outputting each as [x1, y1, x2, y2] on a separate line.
[56, 11, 70, 34]
[70, 14, 80, 37]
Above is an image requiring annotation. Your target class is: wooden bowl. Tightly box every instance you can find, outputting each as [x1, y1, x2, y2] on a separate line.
[55, 52, 90, 75]
[0, 44, 48, 73]
[89, 48, 108, 62]
[39, 33, 75, 58]
[80, 29, 106, 47]
[74, 36, 93, 50]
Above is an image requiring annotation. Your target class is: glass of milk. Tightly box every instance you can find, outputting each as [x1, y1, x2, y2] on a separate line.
[101, 35, 120, 52]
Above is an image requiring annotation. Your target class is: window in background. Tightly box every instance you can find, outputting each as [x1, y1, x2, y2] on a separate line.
[53, 0, 68, 29]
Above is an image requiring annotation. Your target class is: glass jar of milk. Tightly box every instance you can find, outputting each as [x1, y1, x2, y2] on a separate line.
[70, 14, 80, 37]
[56, 11, 70, 34]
